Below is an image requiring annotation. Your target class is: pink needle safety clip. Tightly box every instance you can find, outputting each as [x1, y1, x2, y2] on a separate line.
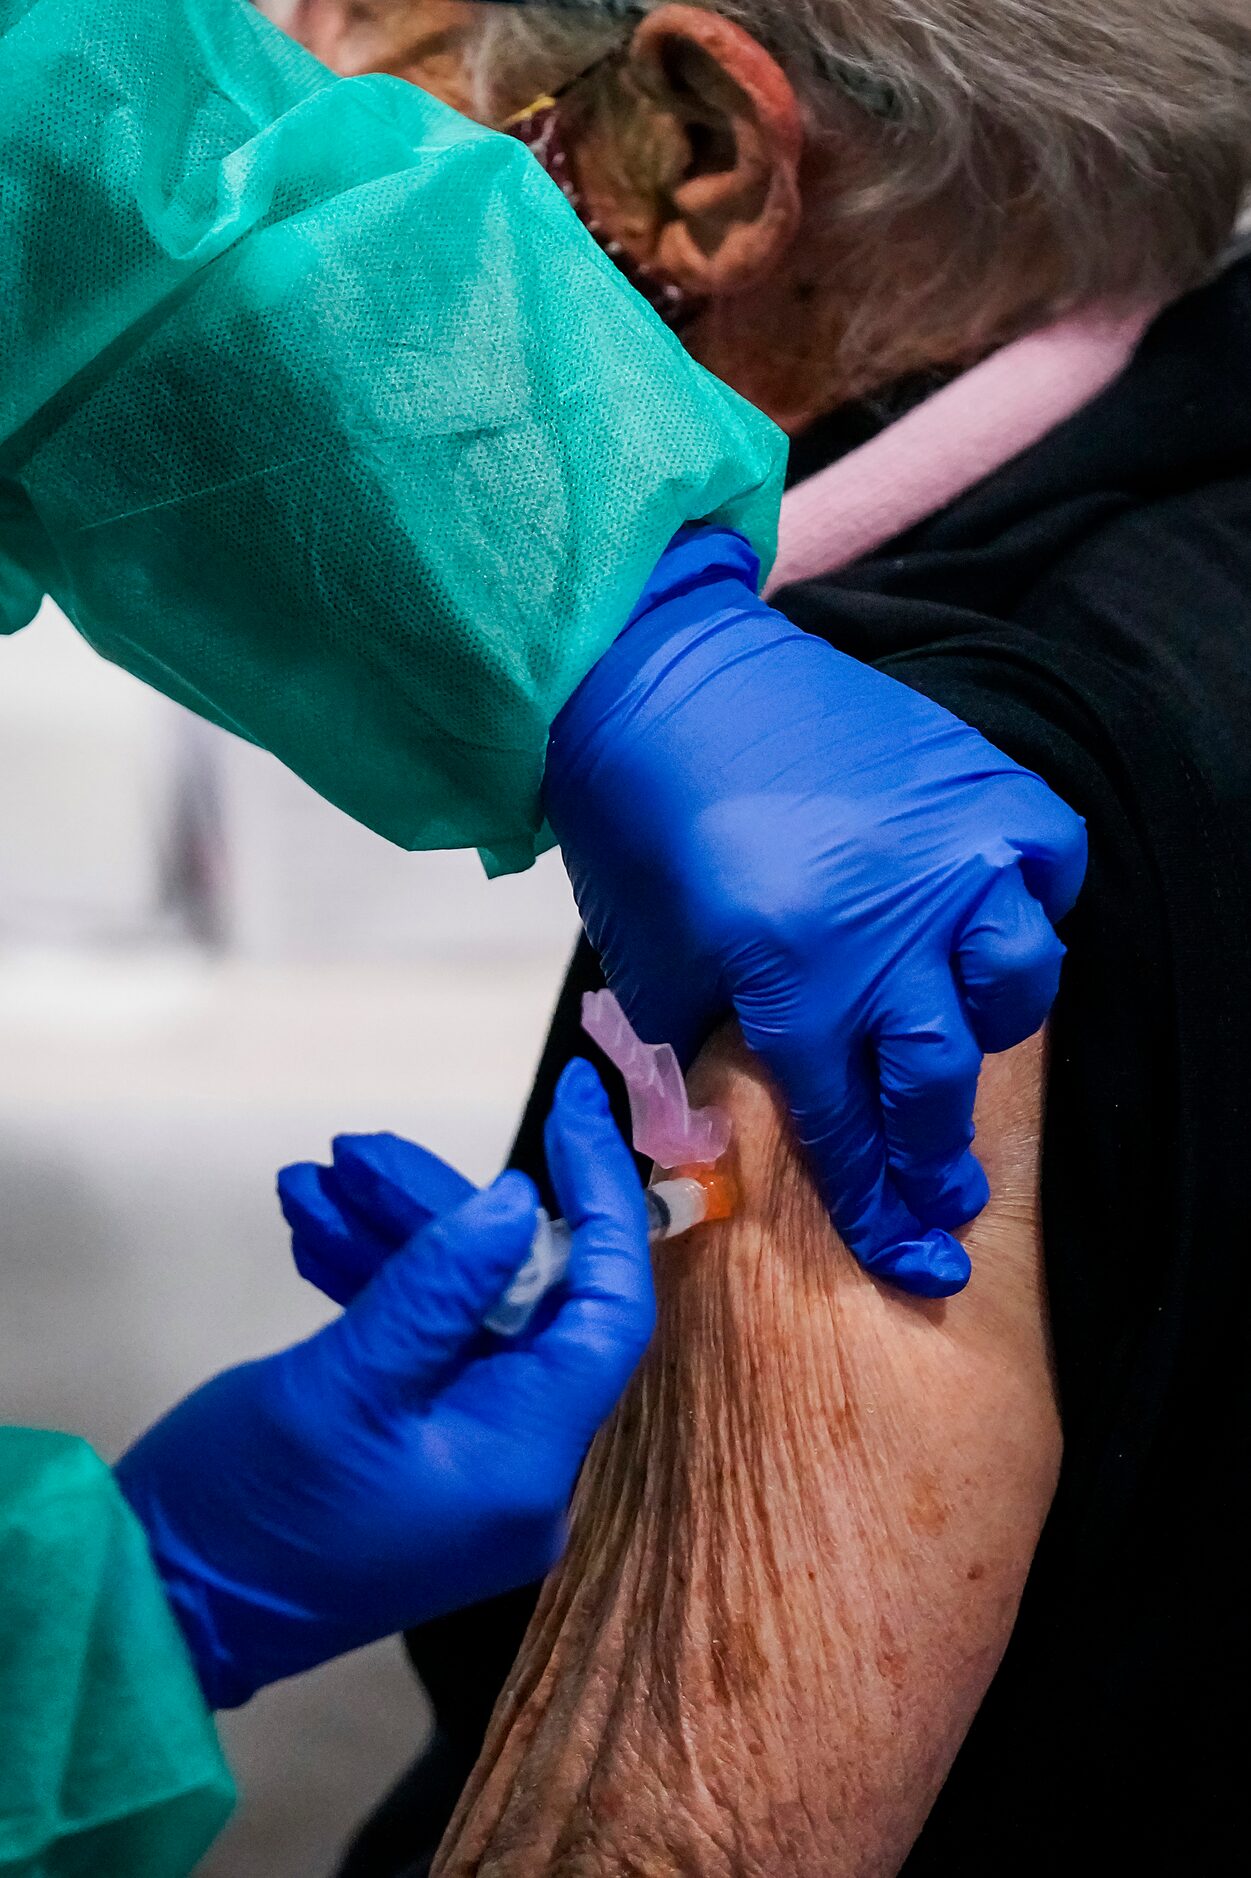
[484, 992, 736, 1339]
[580, 989, 731, 1168]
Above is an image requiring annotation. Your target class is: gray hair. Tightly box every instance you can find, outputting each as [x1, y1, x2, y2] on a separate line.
[471, 1, 1251, 326]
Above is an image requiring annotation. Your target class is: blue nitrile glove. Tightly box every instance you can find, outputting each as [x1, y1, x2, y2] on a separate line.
[544, 528, 1086, 1300]
[279, 1132, 475, 1307]
[279, 1132, 473, 1307]
[116, 1061, 653, 1710]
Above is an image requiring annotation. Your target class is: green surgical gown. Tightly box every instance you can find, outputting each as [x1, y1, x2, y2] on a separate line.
[0, 1430, 233, 1875]
[0, 0, 784, 874]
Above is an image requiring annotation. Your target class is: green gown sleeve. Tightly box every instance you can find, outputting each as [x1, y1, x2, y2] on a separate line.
[0, 1428, 234, 1877]
[0, 0, 785, 873]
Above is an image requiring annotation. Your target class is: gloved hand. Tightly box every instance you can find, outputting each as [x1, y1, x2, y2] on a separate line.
[279, 1131, 473, 1308]
[116, 1061, 653, 1710]
[279, 1130, 475, 1307]
[544, 528, 1086, 1299]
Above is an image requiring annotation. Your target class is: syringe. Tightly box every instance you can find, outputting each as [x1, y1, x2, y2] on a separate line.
[486, 1170, 737, 1338]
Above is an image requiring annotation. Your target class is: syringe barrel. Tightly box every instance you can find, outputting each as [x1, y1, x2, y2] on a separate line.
[647, 1177, 710, 1240]
[484, 1178, 712, 1340]
[483, 1210, 574, 1339]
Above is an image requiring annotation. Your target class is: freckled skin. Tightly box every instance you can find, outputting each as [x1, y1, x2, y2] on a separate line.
[907, 1472, 951, 1538]
[433, 1031, 1061, 1878]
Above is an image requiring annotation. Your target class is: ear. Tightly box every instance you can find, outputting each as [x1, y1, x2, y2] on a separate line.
[615, 4, 804, 296]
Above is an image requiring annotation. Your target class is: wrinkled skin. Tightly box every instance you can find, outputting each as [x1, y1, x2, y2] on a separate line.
[434, 1031, 1061, 1877]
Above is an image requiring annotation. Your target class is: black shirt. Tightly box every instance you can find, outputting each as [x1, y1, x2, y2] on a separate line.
[782, 258, 1251, 1872]
[382, 259, 1251, 1878]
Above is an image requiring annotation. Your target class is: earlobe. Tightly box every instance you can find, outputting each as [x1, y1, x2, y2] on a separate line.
[632, 4, 803, 296]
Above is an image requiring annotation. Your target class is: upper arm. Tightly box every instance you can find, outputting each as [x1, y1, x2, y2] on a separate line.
[435, 1027, 1061, 1877]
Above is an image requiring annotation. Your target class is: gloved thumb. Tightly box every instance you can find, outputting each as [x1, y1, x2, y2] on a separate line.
[323, 1173, 540, 1404]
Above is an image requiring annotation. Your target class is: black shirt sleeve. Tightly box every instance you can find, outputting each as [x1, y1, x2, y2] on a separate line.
[778, 476, 1251, 1872]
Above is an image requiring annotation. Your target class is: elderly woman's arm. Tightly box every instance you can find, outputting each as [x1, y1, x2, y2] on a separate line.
[434, 1031, 1060, 1877]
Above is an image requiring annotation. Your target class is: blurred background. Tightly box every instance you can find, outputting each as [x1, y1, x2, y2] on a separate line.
[0, 598, 581, 1875]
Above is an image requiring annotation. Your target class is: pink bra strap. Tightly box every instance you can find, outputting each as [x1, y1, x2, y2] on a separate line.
[766, 305, 1159, 595]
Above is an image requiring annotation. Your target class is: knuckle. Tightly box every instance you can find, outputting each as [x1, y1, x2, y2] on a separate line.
[728, 893, 830, 977]
[986, 902, 1064, 971]
[981, 949, 1064, 1024]
[914, 1036, 980, 1110]
[699, 833, 834, 967]
[937, 1059, 980, 1114]
[998, 930, 1064, 983]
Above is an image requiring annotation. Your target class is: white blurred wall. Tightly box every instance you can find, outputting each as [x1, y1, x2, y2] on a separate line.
[196, 715, 578, 962]
[0, 601, 176, 942]
[1, 600, 578, 962]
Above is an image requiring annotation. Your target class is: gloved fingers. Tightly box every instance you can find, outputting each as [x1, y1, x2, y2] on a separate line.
[327, 1175, 540, 1404]
[739, 1011, 971, 1299]
[955, 869, 1066, 1054]
[875, 981, 990, 1230]
[277, 1134, 474, 1307]
[530, 1058, 656, 1430]
[329, 1132, 476, 1241]
[1009, 784, 1088, 923]
[278, 1162, 395, 1305]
